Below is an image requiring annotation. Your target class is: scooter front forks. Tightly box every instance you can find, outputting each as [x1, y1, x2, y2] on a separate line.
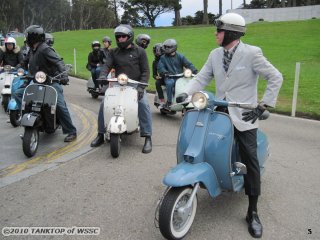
[177, 183, 200, 216]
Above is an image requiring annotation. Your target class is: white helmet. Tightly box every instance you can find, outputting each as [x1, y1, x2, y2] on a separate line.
[215, 13, 246, 34]
[5, 37, 16, 48]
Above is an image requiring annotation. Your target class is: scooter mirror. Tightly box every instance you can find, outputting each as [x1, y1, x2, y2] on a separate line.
[234, 162, 247, 175]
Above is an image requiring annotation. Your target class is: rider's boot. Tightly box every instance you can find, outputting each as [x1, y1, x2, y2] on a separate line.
[142, 136, 152, 154]
[246, 211, 263, 238]
[90, 133, 104, 147]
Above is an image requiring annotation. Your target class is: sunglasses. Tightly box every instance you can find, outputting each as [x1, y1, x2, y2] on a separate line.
[116, 34, 128, 39]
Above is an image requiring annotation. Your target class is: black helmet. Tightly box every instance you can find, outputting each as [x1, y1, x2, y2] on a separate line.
[25, 25, 45, 47]
[135, 34, 151, 49]
[102, 36, 112, 45]
[163, 39, 177, 55]
[114, 24, 134, 49]
[153, 43, 163, 58]
[45, 33, 54, 47]
[91, 40, 101, 49]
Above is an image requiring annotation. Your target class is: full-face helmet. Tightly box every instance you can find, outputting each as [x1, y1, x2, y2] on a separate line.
[135, 34, 151, 49]
[163, 39, 177, 55]
[153, 43, 164, 58]
[45, 33, 54, 47]
[91, 40, 101, 49]
[114, 24, 134, 49]
[25, 25, 45, 47]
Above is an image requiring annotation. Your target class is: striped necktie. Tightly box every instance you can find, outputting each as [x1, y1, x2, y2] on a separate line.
[223, 50, 232, 72]
[222, 43, 239, 72]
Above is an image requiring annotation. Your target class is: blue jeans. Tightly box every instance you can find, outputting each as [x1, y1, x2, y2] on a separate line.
[164, 78, 175, 103]
[97, 89, 152, 137]
[91, 67, 101, 88]
[13, 83, 77, 135]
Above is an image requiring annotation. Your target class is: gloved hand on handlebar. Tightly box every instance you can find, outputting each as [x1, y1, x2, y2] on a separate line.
[161, 72, 170, 78]
[176, 93, 188, 103]
[242, 103, 267, 124]
[137, 86, 145, 101]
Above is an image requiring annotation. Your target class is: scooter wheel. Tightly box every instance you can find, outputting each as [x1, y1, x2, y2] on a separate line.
[110, 134, 121, 158]
[91, 92, 99, 99]
[9, 110, 21, 127]
[22, 127, 39, 158]
[159, 187, 197, 240]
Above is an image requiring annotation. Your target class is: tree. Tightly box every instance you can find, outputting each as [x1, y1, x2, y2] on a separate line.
[203, 0, 209, 24]
[173, 0, 182, 26]
[126, 0, 174, 27]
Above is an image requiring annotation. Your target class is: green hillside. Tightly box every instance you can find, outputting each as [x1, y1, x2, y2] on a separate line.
[47, 20, 320, 118]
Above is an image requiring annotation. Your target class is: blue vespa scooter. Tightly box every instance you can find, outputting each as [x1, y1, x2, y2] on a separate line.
[156, 91, 270, 240]
[7, 68, 27, 127]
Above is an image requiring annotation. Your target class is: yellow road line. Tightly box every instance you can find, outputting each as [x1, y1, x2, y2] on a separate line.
[0, 104, 97, 177]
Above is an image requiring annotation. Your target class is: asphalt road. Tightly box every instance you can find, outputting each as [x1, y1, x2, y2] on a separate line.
[0, 77, 319, 240]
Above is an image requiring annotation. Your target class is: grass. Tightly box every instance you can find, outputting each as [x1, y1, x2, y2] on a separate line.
[18, 19, 320, 119]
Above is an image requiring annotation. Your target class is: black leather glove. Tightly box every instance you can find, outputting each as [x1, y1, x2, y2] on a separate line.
[137, 87, 144, 101]
[176, 93, 188, 103]
[242, 104, 267, 124]
[60, 77, 69, 85]
[161, 72, 169, 78]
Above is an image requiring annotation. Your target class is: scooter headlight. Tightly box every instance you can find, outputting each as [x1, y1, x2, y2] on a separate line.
[17, 68, 25, 76]
[117, 74, 128, 85]
[35, 71, 47, 83]
[191, 91, 209, 110]
[184, 69, 192, 78]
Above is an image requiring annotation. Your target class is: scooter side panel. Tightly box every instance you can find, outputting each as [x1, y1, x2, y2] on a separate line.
[43, 86, 57, 131]
[204, 112, 235, 191]
[163, 161, 221, 198]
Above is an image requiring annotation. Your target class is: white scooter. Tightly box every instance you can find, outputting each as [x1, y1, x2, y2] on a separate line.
[154, 69, 195, 116]
[0, 65, 16, 112]
[103, 74, 148, 158]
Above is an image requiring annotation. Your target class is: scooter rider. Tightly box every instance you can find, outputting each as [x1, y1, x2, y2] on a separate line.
[176, 13, 283, 238]
[0, 37, 23, 68]
[87, 40, 103, 90]
[157, 38, 197, 107]
[14, 25, 77, 142]
[101, 36, 112, 64]
[152, 43, 165, 108]
[135, 34, 151, 49]
[90, 24, 152, 154]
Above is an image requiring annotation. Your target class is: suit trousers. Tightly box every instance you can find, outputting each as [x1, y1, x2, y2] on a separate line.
[234, 127, 261, 196]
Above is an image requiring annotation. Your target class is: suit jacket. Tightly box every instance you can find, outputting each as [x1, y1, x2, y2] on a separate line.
[184, 41, 283, 131]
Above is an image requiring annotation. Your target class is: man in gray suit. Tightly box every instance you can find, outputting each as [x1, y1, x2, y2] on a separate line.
[177, 13, 283, 238]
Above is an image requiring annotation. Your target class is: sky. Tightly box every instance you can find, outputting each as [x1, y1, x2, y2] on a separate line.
[155, 0, 250, 26]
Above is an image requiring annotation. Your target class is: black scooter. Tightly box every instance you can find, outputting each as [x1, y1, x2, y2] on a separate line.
[20, 65, 72, 157]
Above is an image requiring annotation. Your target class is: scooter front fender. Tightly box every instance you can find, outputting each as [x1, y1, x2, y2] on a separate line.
[21, 113, 40, 127]
[108, 116, 127, 134]
[163, 161, 221, 198]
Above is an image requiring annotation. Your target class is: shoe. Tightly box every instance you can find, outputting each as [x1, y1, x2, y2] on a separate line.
[90, 133, 104, 147]
[142, 137, 152, 154]
[158, 102, 165, 109]
[246, 211, 263, 238]
[64, 133, 77, 142]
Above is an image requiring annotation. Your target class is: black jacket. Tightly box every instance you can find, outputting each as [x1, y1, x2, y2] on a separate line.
[0, 46, 23, 68]
[100, 44, 149, 84]
[87, 49, 103, 70]
[28, 42, 67, 80]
